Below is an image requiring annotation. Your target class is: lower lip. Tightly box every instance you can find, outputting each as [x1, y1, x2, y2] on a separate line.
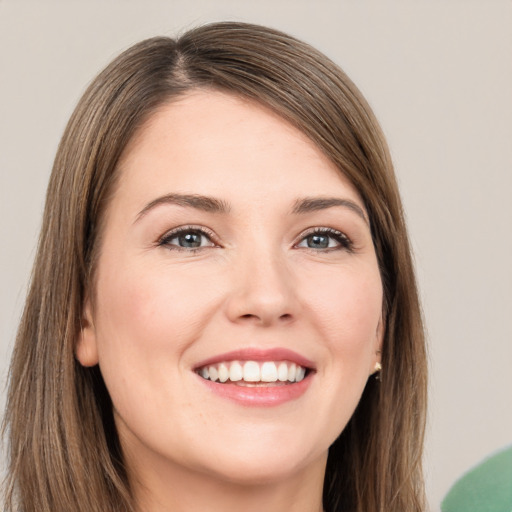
[197, 373, 313, 407]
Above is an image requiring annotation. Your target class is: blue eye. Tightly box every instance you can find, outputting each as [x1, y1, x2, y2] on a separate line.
[297, 229, 352, 251]
[159, 227, 215, 251]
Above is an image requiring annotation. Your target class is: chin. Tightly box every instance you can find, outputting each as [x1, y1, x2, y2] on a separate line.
[188, 427, 330, 487]
[199, 450, 325, 487]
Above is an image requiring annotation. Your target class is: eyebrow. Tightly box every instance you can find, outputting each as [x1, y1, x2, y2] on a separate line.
[135, 193, 231, 222]
[135, 193, 368, 224]
[292, 197, 368, 224]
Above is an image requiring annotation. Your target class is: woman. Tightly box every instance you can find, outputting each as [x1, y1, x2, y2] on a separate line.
[3, 22, 427, 512]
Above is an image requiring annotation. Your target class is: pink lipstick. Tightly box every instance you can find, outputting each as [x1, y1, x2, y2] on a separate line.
[193, 348, 315, 407]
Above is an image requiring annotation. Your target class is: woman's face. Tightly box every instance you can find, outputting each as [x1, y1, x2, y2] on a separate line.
[77, 91, 383, 490]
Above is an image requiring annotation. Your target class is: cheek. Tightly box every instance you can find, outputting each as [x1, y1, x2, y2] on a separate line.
[91, 261, 219, 405]
[90, 261, 225, 444]
[300, 262, 383, 363]
[95, 260, 216, 349]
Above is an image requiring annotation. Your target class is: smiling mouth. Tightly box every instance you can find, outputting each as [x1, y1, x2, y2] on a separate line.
[195, 360, 310, 385]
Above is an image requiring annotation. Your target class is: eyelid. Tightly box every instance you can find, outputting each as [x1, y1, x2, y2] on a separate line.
[157, 225, 220, 249]
[156, 225, 353, 252]
[294, 227, 354, 251]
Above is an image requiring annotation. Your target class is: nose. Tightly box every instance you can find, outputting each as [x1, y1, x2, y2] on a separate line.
[224, 248, 300, 327]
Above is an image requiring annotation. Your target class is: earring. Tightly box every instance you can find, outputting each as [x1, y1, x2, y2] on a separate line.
[374, 361, 382, 380]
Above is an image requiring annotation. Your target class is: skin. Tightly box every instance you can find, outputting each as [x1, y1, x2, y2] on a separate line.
[77, 90, 384, 512]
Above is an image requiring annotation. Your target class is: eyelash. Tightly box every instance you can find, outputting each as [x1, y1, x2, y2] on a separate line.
[158, 225, 218, 253]
[157, 226, 353, 253]
[297, 227, 354, 253]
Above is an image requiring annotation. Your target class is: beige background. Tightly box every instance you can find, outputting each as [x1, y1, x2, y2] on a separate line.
[1, 1, 511, 509]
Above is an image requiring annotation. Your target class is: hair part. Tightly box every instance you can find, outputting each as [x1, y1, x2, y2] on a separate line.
[3, 22, 427, 512]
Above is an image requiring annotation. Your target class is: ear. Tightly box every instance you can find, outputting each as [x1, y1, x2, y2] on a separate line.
[375, 313, 384, 357]
[75, 298, 99, 367]
[370, 314, 385, 375]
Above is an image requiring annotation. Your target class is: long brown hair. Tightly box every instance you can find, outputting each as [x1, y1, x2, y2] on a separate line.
[3, 22, 427, 512]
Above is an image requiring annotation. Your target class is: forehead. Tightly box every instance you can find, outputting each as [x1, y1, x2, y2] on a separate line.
[115, 90, 362, 209]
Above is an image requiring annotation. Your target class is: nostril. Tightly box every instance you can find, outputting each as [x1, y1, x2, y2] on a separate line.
[238, 312, 293, 324]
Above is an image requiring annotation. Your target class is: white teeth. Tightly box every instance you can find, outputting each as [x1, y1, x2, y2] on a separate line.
[243, 361, 260, 382]
[208, 366, 219, 382]
[229, 361, 243, 382]
[261, 362, 278, 382]
[218, 363, 229, 383]
[198, 360, 309, 384]
[287, 363, 296, 382]
[277, 362, 288, 382]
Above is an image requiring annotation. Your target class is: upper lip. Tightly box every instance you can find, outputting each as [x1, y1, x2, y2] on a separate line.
[193, 348, 315, 370]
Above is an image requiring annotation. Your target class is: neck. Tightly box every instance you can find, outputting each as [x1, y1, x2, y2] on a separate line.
[130, 453, 327, 512]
